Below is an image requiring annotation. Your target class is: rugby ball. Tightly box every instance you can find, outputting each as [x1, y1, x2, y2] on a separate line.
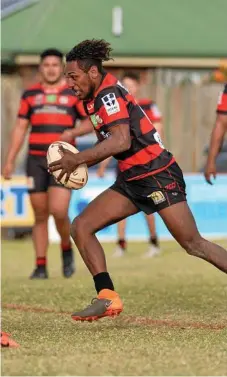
[47, 141, 88, 190]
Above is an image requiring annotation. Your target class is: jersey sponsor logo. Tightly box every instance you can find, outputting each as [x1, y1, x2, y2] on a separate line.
[90, 114, 98, 127]
[153, 131, 165, 149]
[100, 130, 110, 139]
[87, 103, 94, 111]
[147, 191, 166, 205]
[35, 94, 43, 105]
[59, 96, 68, 104]
[165, 182, 176, 190]
[34, 106, 67, 114]
[101, 93, 120, 115]
[96, 115, 103, 124]
[90, 114, 103, 127]
[46, 94, 57, 103]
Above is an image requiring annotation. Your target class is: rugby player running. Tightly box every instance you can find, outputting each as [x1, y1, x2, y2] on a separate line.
[49, 40, 227, 321]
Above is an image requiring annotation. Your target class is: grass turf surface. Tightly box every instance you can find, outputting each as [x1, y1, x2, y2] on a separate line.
[1, 239, 227, 376]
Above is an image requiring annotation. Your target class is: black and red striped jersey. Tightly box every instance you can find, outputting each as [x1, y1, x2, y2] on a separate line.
[138, 98, 162, 123]
[216, 84, 227, 114]
[84, 73, 174, 181]
[18, 82, 86, 156]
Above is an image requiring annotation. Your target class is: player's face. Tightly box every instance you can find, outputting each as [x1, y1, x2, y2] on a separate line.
[39, 56, 63, 84]
[65, 61, 96, 100]
[122, 77, 139, 98]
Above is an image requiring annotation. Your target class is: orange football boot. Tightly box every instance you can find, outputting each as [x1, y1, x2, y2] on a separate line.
[71, 289, 123, 322]
[1, 332, 20, 348]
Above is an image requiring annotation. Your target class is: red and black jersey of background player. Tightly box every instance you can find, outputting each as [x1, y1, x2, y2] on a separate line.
[18, 83, 86, 156]
[84, 73, 174, 181]
[216, 84, 227, 114]
[138, 99, 162, 123]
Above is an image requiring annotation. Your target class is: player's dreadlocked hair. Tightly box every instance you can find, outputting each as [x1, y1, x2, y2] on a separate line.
[66, 39, 113, 73]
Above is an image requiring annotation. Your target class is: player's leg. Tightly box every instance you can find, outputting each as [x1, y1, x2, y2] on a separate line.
[70, 188, 139, 321]
[159, 201, 227, 273]
[26, 155, 49, 279]
[113, 219, 127, 257]
[144, 214, 161, 257]
[48, 185, 74, 277]
[29, 192, 49, 278]
[113, 165, 127, 257]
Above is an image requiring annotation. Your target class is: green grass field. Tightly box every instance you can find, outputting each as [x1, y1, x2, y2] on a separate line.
[1, 239, 227, 376]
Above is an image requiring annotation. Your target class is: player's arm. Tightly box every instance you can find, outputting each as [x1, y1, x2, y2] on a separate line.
[60, 98, 94, 142]
[2, 92, 31, 179]
[2, 118, 30, 179]
[49, 122, 131, 182]
[73, 118, 94, 137]
[60, 118, 94, 142]
[82, 124, 131, 166]
[49, 88, 131, 181]
[204, 113, 227, 184]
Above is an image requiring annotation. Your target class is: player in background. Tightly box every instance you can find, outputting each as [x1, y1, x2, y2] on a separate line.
[49, 40, 227, 322]
[2, 48, 91, 279]
[97, 72, 163, 257]
[204, 84, 227, 184]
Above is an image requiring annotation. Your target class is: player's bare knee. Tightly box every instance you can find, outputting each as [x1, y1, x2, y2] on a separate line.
[50, 208, 67, 222]
[34, 210, 48, 224]
[183, 236, 205, 258]
[70, 216, 86, 241]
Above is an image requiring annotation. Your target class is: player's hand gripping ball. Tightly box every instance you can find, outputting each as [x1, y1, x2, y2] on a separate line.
[47, 141, 88, 189]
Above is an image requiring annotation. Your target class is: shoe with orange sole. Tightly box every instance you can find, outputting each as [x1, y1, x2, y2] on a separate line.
[71, 289, 123, 322]
[1, 332, 20, 348]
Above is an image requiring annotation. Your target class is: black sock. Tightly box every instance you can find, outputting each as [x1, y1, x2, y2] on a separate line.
[93, 272, 114, 294]
[61, 242, 72, 258]
[36, 257, 46, 268]
[150, 236, 159, 247]
[118, 239, 127, 250]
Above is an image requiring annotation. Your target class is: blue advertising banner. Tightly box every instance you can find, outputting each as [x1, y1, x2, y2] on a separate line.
[68, 173, 227, 240]
[1, 174, 226, 240]
[1, 177, 34, 227]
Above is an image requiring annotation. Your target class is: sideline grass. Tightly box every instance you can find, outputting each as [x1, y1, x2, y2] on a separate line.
[1, 239, 227, 376]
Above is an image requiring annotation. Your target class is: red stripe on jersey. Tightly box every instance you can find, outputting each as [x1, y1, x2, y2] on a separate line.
[125, 93, 137, 105]
[98, 96, 129, 127]
[24, 95, 41, 107]
[18, 98, 30, 117]
[138, 98, 151, 106]
[75, 99, 86, 117]
[94, 73, 118, 97]
[126, 158, 176, 181]
[118, 144, 163, 172]
[140, 117, 154, 134]
[31, 113, 74, 126]
[29, 150, 47, 156]
[217, 92, 227, 113]
[29, 133, 62, 144]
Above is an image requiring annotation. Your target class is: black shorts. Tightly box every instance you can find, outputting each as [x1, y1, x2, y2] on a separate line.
[26, 155, 67, 194]
[111, 162, 187, 215]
